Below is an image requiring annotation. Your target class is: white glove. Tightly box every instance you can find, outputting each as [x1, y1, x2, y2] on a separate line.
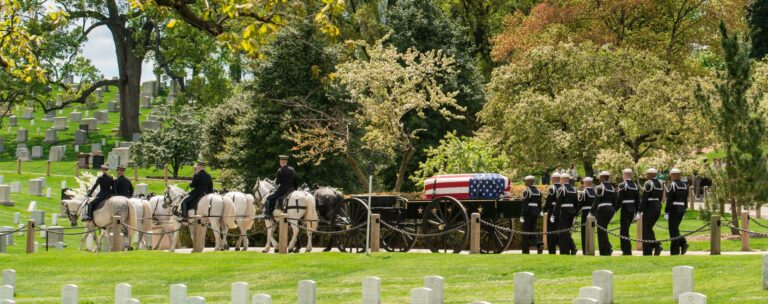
[550, 216, 555, 223]
[520, 217, 525, 223]
[664, 213, 669, 221]
[539, 211, 544, 217]
[634, 213, 641, 222]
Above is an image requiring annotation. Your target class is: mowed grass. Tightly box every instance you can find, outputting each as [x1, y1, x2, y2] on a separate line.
[0, 252, 766, 303]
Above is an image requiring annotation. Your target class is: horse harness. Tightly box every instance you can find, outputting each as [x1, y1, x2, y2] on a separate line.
[279, 191, 306, 213]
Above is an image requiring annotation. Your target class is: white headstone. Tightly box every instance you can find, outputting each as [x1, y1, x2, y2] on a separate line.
[47, 188, 52, 199]
[62, 284, 78, 304]
[108, 154, 120, 170]
[578, 286, 603, 304]
[44, 128, 57, 143]
[251, 294, 272, 304]
[31, 146, 42, 159]
[410, 287, 431, 304]
[186, 296, 205, 304]
[13, 212, 19, 224]
[92, 143, 102, 153]
[423, 276, 443, 304]
[232, 282, 249, 304]
[0, 186, 11, 206]
[170, 284, 187, 304]
[679, 292, 706, 304]
[298, 280, 316, 304]
[514, 272, 535, 304]
[362, 276, 381, 304]
[15, 148, 28, 161]
[27, 201, 37, 212]
[51, 213, 57, 225]
[30, 210, 44, 225]
[8, 116, 16, 127]
[0, 285, 13, 300]
[47, 226, 64, 246]
[673, 266, 694, 302]
[29, 179, 43, 196]
[61, 181, 67, 189]
[53, 117, 68, 130]
[82, 118, 97, 131]
[1, 270, 14, 289]
[135, 184, 148, 197]
[115, 283, 132, 304]
[0, 228, 11, 245]
[74, 145, 79, 153]
[572, 298, 599, 304]
[95, 110, 109, 124]
[15, 129, 26, 143]
[122, 299, 140, 304]
[33, 241, 38, 252]
[9, 183, 20, 194]
[69, 112, 82, 122]
[102, 138, 107, 145]
[74, 130, 88, 145]
[0, 176, 4, 185]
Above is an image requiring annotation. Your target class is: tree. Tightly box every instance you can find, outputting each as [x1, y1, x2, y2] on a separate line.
[695, 23, 768, 233]
[131, 110, 201, 178]
[748, 0, 768, 59]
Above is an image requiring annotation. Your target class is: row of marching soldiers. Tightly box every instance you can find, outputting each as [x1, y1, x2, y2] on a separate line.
[519, 168, 690, 256]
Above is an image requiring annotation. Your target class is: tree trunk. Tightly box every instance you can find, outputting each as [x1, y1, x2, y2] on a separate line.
[393, 148, 416, 192]
[344, 152, 368, 190]
[117, 58, 142, 138]
[173, 164, 180, 179]
[730, 200, 739, 235]
[582, 160, 594, 178]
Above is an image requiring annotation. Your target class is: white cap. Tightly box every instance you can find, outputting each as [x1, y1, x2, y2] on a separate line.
[598, 171, 610, 177]
[622, 168, 633, 174]
[524, 175, 535, 181]
[670, 168, 682, 174]
[646, 168, 658, 174]
[583, 177, 593, 182]
[551, 173, 561, 178]
[560, 174, 571, 179]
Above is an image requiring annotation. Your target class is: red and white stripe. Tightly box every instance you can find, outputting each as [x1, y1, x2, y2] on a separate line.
[422, 174, 511, 200]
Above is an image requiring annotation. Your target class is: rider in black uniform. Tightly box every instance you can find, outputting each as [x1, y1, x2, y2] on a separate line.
[264, 155, 298, 217]
[82, 165, 114, 222]
[114, 166, 134, 197]
[179, 161, 214, 221]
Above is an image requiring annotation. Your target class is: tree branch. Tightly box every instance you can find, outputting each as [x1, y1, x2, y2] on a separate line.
[38, 79, 118, 112]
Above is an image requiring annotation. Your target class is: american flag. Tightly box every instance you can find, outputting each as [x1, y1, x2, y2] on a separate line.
[423, 173, 511, 200]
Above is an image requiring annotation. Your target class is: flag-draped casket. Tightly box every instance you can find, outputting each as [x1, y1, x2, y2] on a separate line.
[423, 173, 511, 200]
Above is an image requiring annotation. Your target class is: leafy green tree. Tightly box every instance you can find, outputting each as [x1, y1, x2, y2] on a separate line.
[132, 110, 201, 178]
[695, 23, 768, 233]
[748, 0, 768, 59]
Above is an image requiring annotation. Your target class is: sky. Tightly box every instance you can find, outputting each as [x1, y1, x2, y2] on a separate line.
[81, 26, 157, 82]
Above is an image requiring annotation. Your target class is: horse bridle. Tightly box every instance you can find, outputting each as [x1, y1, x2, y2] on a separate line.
[61, 197, 89, 224]
[163, 188, 187, 209]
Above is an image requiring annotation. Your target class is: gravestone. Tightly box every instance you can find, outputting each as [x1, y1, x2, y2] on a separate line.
[112, 147, 131, 166]
[186, 297, 205, 304]
[26, 201, 35, 211]
[10, 182, 20, 194]
[132, 133, 141, 142]
[410, 288, 431, 304]
[46, 226, 63, 246]
[578, 286, 603, 304]
[115, 283, 132, 304]
[30, 119, 34, 126]
[77, 153, 89, 168]
[12, 212, 18, 224]
[82, 118, 97, 131]
[52, 117, 68, 130]
[91, 143, 102, 153]
[94, 110, 109, 124]
[31, 146, 42, 159]
[1, 271, 13, 290]
[46, 188, 51, 199]
[573, 298, 599, 304]
[102, 138, 107, 145]
[0, 185, 12, 206]
[43, 110, 55, 121]
[0, 227, 12, 245]
[69, 111, 82, 123]
[141, 120, 161, 130]
[298, 280, 316, 304]
[593, 270, 613, 304]
[75, 130, 88, 145]
[44, 128, 57, 143]
[62, 284, 78, 304]
[30, 210, 44, 225]
[362, 277, 381, 304]
[107, 101, 119, 113]
[135, 184, 148, 197]
[679, 292, 706, 304]
[231, 282, 249, 304]
[424, 276, 443, 304]
[514, 272, 535, 304]
[673, 266, 694, 302]
[49, 146, 64, 162]
[15, 148, 29, 161]
[92, 153, 105, 169]
[16, 129, 26, 143]
[0, 285, 13, 300]
[7, 116, 16, 127]
[108, 154, 120, 170]
[252, 294, 272, 304]
[21, 109, 33, 120]
[119, 142, 132, 148]
[141, 96, 152, 109]
[28, 179, 43, 196]
[141, 81, 156, 97]
[78, 124, 88, 133]
[170, 284, 187, 304]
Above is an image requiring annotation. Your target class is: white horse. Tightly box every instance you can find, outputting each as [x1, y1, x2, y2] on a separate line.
[61, 194, 137, 252]
[253, 179, 318, 253]
[222, 191, 256, 251]
[164, 185, 238, 251]
[147, 194, 176, 250]
[128, 197, 152, 249]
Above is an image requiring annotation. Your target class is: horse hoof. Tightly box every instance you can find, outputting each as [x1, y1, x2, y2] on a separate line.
[274, 248, 278, 253]
[262, 249, 269, 253]
[305, 248, 312, 253]
[235, 247, 241, 251]
[127, 247, 134, 251]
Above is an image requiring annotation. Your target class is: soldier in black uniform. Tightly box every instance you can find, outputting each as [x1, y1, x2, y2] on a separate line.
[591, 171, 616, 256]
[616, 168, 640, 255]
[179, 161, 214, 221]
[114, 166, 134, 197]
[578, 177, 596, 254]
[265, 155, 298, 217]
[520, 175, 543, 254]
[666, 168, 689, 255]
[542, 173, 561, 254]
[639, 168, 663, 256]
[82, 165, 114, 221]
[556, 174, 578, 255]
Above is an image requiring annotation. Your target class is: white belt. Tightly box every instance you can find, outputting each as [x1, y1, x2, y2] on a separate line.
[528, 203, 538, 207]
[581, 206, 591, 210]
[598, 203, 612, 208]
[561, 204, 574, 208]
[622, 200, 635, 204]
[648, 198, 659, 201]
[673, 202, 686, 206]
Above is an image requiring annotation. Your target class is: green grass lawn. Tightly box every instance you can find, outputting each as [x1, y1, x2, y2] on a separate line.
[1, 252, 766, 303]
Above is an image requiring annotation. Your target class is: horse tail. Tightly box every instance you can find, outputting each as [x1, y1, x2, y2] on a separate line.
[126, 198, 138, 242]
[243, 194, 255, 230]
[246, 194, 255, 206]
[141, 201, 152, 235]
[222, 195, 238, 230]
[303, 192, 319, 230]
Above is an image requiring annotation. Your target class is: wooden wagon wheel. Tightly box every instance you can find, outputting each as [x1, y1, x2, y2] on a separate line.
[479, 218, 514, 254]
[334, 198, 369, 253]
[422, 196, 469, 253]
[380, 222, 418, 252]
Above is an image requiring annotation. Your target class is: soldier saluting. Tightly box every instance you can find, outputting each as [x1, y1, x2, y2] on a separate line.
[666, 168, 689, 255]
[264, 155, 298, 217]
[520, 175, 543, 254]
[82, 165, 114, 222]
[591, 171, 616, 256]
[617, 168, 640, 256]
[114, 166, 134, 197]
[639, 168, 663, 256]
[578, 177, 596, 254]
[542, 173, 562, 254]
[556, 174, 578, 255]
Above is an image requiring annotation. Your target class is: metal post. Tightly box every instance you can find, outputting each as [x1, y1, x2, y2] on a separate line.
[46, 160, 51, 177]
[278, 213, 288, 254]
[585, 215, 596, 256]
[470, 213, 481, 254]
[26, 219, 35, 254]
[742, 211, 750, 252]
[370, 214, 380, 252]
[542, 212, 548, 249]
[711, 215, 721, 255]
[635, 215, 643, 251]
[111, 215, 122, 252]
[366, 173, 372, 256]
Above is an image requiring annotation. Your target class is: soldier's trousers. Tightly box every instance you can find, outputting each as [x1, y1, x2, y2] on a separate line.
[579, 210, 590, 253]
[619, 208, 634, 255]
[669, 212, 688, 255]
[642, 203, 661, 255]
[558, 211, 577, 255]
[596, 208, 614, 256]
[521, 214, 541, 254]
[547, 214, 559, 254]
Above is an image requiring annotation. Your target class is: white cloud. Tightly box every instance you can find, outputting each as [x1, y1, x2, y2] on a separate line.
[81, 26, 156, 82]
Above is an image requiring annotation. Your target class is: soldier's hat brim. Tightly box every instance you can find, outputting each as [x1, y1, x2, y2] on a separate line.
[278, 155, 290, 160]
[100, 165, 109, 170]
[116, 166, 126, 171]
[196, 161, 206, 166]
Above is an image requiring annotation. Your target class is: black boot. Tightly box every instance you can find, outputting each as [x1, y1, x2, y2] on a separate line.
[654, 244, 662, 256]
[681, 243, 689, 255]
[82, 205, 93, 221]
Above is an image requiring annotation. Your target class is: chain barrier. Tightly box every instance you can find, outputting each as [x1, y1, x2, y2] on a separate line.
[478, 219, 580, 236]
[0, 227, 23, 236]
[595, 222, 710, 244]
[653, 223, 702, 233]
[750, 218, 768, 229]
[380, 220, 470, 238]
[290, 221, 367, 235]
[40, 227, 99, 236]
[720, 221, 768, 237]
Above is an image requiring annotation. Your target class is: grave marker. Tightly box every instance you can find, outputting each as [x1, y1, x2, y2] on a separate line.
[170, 284, 187, 304]
[62, 284, 78, 304]
[231, 282, 249, 304]
[31, 146, 42, 159]
[115, 283, 132, 304]
[298, 280, 316, 304]
[673, 266, 694, 302]
[252, 294, 272, 304]
[44, 129, 57, 143]
[362, 276, 381, 304]
[69, 112, 82, 123]
[0, 186, 12, 206]
[52, 117, 68, 131]
[679, 292, 706, 304]
[410, 288, 431, 304]
[15, 129, 26, 143]
[514, 272, 535, 304]
[423, 276, 443, 304]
